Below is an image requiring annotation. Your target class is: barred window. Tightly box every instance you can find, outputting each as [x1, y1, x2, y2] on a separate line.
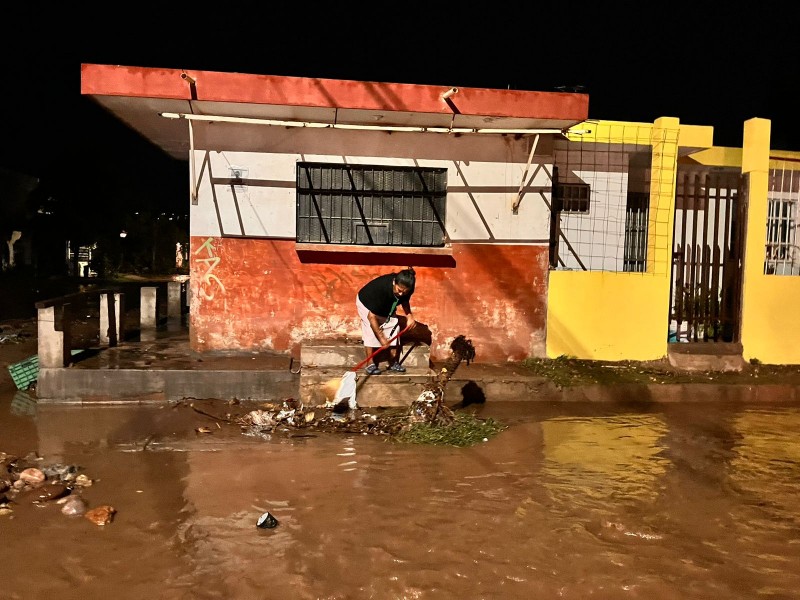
[765, 199, 799, 275]
[623, 192, 649, 272]
[764, 165, 800, 276]
[555, 182, 591, 213]
[296, 163, 447, 247]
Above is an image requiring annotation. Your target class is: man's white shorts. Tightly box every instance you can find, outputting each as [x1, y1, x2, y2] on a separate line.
[356, 295, 399, 347]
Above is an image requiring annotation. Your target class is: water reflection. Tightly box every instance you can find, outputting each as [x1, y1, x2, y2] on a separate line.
[541, 414, 669, 505]
[1, 395, 799, 599]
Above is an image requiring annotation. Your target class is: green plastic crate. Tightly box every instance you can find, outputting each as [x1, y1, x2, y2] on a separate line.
[8, 356, 39, 390]
[7, 350, 85, 391]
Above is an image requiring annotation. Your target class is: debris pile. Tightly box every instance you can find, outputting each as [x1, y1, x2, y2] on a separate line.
[231, 334, 503, 445]
[408, 335, 476, 427]
[0, 451, 115, 525]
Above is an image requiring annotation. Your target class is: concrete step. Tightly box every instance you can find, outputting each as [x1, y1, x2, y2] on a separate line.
[667, 344, 747, 372]
[299, 339, 434, 408]
[299, 366, 434, 408]
[300, 340, 430, 369]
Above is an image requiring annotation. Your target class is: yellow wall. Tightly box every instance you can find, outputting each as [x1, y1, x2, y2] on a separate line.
[548, 118, 684, 361]
[549, 116, 800, 365]
[680, 146, 742, 167]
[740, 119, 800, 364]
[547, 271, 668, 360]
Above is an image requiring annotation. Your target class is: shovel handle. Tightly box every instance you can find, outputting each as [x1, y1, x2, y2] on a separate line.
[351, 324, 412, 372]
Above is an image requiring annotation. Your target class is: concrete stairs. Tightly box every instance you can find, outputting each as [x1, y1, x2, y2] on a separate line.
[667, 342, 747, 372]
[299, 339, 434, 408]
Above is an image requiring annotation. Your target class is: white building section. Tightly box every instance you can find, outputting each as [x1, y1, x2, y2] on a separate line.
[189, 124, 556, 244]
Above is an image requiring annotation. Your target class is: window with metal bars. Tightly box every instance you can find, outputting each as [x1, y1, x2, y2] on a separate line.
[765, 198, 799, 275]
[623, 191, 649, 272]
[555, 182, 591, 212]
[296, 163, 447, 247]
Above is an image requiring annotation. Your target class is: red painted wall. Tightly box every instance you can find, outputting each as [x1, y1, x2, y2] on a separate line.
[190, 237, 549, 363]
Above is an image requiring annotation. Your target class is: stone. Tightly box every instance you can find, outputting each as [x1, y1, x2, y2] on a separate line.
[19, 468, 45, 485]
[61, 496, 88, 516]
[85, 505, 116, 526]
[35, 483, 68, 502]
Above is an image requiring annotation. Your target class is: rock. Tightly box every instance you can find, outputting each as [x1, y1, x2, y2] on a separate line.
[85, 505, 116, 526]
[19, 468, 45, 485]
[74, 474, 93, 487]
[61, 496, 88, 516]
[35, 483, 69, 502]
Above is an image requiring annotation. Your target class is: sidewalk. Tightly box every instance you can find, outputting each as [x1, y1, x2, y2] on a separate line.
[9, 316, 800, 406]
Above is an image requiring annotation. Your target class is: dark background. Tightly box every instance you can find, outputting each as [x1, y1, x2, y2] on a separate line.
[1, 10, 794, 213]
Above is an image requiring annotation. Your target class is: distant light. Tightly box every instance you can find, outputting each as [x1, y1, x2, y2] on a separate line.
[120, 231, 127, 238]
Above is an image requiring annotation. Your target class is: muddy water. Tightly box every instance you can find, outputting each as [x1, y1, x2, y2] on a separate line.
[1, 393, 799, 600]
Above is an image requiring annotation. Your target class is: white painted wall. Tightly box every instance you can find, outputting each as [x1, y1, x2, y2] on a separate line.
[189, 125, 556, 243]
[557, 170, 629, 271]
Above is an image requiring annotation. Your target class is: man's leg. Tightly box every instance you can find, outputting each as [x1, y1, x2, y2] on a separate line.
[388, 342, 406, 372]
[364, 346, 383, 374]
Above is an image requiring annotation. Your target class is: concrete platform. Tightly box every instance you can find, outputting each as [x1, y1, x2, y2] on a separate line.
[299, 338, 433, 407]
[35, 322, 298, 404]
[29, 321, 800, 406]
[32, 321, 557, 406]
[667, 342, 747, 372]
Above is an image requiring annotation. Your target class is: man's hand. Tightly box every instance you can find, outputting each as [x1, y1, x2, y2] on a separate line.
[406, 315, 417, 330]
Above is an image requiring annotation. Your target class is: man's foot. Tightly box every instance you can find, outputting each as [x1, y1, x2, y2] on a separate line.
[365, 364, 382, 375]
[388, 363, 406, 373]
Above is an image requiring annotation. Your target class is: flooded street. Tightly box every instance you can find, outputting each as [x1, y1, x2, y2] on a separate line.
[2, 392, 800, 599]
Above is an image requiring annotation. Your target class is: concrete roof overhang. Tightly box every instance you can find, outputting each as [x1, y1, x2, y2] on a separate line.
[80, 64, 590, 161]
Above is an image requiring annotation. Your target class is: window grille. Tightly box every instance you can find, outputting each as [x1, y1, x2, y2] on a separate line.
[551, 126, 666, 273]
[296, 163, 447, 247]
[623, 192, 649, 272]
[764, 165, 800, 275]
[555, 183, 590, 212]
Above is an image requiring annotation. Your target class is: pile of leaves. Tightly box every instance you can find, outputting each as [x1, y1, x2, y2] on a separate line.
[392, 412, 505, 447]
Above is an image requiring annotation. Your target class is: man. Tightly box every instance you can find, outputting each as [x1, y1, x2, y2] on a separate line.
[356, 267, 418, 374]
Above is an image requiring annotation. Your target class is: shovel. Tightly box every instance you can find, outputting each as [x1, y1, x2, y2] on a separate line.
[331, 323, 412, 411]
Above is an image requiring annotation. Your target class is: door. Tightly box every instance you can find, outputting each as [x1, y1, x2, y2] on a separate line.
[669, 167, 745, 344]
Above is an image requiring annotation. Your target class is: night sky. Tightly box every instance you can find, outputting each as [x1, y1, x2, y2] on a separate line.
[2, 11, 793, 211]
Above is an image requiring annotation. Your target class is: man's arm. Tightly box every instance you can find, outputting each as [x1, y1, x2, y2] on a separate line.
[401, 301, 417, 330]
[368, 312, 389, 346]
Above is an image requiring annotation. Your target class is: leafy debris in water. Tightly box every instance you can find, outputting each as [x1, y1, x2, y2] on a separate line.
[192, 334, 508, 446]
[392, 413, 505, 447]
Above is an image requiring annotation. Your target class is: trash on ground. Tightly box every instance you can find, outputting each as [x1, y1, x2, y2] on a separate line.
[0, 451, 108, 523]
[230, 334, 505, 446]
[256, 511, 278, 529]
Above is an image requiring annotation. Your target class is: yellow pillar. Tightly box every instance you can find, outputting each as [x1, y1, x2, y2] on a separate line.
[739, 118, 771, 361]
[648, 117, 680, 277]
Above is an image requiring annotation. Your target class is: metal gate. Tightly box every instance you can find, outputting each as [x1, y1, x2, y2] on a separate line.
[669, 167, 746, 344]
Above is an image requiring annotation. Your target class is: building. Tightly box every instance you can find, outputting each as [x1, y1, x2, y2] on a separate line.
[81, 65, 800, 365]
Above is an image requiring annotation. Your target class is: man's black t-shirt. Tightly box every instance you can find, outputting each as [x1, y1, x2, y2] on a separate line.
[358, 273, 413, 317]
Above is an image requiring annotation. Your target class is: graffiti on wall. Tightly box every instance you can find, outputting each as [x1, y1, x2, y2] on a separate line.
[195, 238, 226, 300]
